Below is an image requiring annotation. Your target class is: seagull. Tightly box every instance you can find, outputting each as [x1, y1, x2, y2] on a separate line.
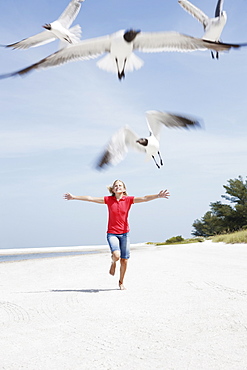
[0, 0, 84, 50]
[178, 0, 227, 59]
[0, 28, 245, 80]
[96, 110, 201, 169]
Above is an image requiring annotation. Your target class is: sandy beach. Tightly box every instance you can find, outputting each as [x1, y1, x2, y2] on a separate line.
[1, 241, 247, 370]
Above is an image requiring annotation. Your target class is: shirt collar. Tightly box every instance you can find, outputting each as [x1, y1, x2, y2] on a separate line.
[114, 195, 126, 201]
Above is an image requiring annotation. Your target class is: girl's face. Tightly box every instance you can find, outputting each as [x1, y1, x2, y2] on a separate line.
[112, 181, 125, 194]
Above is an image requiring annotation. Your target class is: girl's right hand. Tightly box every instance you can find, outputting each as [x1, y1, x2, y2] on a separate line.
[63, 193, 73, 200]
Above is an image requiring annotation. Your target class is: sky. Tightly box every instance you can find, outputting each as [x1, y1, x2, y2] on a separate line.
[0, 0, 247, 249]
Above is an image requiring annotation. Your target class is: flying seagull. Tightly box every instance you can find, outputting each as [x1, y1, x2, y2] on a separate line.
[96, 110, 201, 169]
[0, 0, 85, 50]
[0, 28, 245, 80]
[178, 0, 227, 59]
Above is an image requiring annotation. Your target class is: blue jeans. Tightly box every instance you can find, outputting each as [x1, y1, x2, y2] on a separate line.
[106, 232, 130, 259]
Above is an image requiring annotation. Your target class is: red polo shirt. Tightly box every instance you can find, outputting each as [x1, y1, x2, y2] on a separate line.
[104, 195, 134, 234]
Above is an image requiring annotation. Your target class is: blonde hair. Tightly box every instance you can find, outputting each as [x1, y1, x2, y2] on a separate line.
[107, 179, 128, 196]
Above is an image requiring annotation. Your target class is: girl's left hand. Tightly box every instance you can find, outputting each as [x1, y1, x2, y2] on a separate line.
[158, 190, 170, 199]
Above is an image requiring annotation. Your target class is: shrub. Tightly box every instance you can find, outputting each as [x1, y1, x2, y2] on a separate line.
[147, 237, 205, 245]
[212, 229, 247, 244]
[165, 235, 184, 244]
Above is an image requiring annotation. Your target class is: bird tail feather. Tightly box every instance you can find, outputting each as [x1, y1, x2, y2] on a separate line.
[125, 53, 144, 72]
[96, 53, 144, 74]
[96, 54, 117, 73]
[59, 24, 82, 49]
[68, 24, 82, 43]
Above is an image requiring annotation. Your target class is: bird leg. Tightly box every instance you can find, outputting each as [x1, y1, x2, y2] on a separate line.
[152, 155, 160, 169]
[64, 36, 72, 44]
[211, 51, 215, 59]
[158, 151, 163, 166]
[116, 58, 126, 80]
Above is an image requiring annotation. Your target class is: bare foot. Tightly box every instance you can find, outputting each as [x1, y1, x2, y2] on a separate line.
[109, 262, 116, 276]
[119, 280, 126, 290]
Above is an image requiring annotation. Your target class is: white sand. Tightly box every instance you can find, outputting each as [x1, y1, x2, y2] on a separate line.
[1, 241, 247, 370]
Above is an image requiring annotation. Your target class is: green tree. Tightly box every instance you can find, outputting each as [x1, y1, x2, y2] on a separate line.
[222, 176, 247, 205]
[192, 211, 224, 237]
[192, 176, 247, 237]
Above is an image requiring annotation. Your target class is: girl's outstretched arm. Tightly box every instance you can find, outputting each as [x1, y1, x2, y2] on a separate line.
[64, 193, 105, 204]
[134, 190, 170, 204]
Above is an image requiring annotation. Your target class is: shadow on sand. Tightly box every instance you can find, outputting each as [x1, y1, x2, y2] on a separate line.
[51, 288, 119, 293]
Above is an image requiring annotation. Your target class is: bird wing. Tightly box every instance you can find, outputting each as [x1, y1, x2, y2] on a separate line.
[96, 126, 144, 169]
[58, 0, 84, 28]
[215, 0, 224, 17]
[178, 0, 209, 28]
[124, 126, 146, 153]
[133, 31, 243, 53]
[0, 34, 111, 78]
[5, 31, 56, 50]
[146, 110, 201, 140]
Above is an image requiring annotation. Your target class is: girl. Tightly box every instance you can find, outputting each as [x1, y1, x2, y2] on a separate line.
[64, 180, 170, 290]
